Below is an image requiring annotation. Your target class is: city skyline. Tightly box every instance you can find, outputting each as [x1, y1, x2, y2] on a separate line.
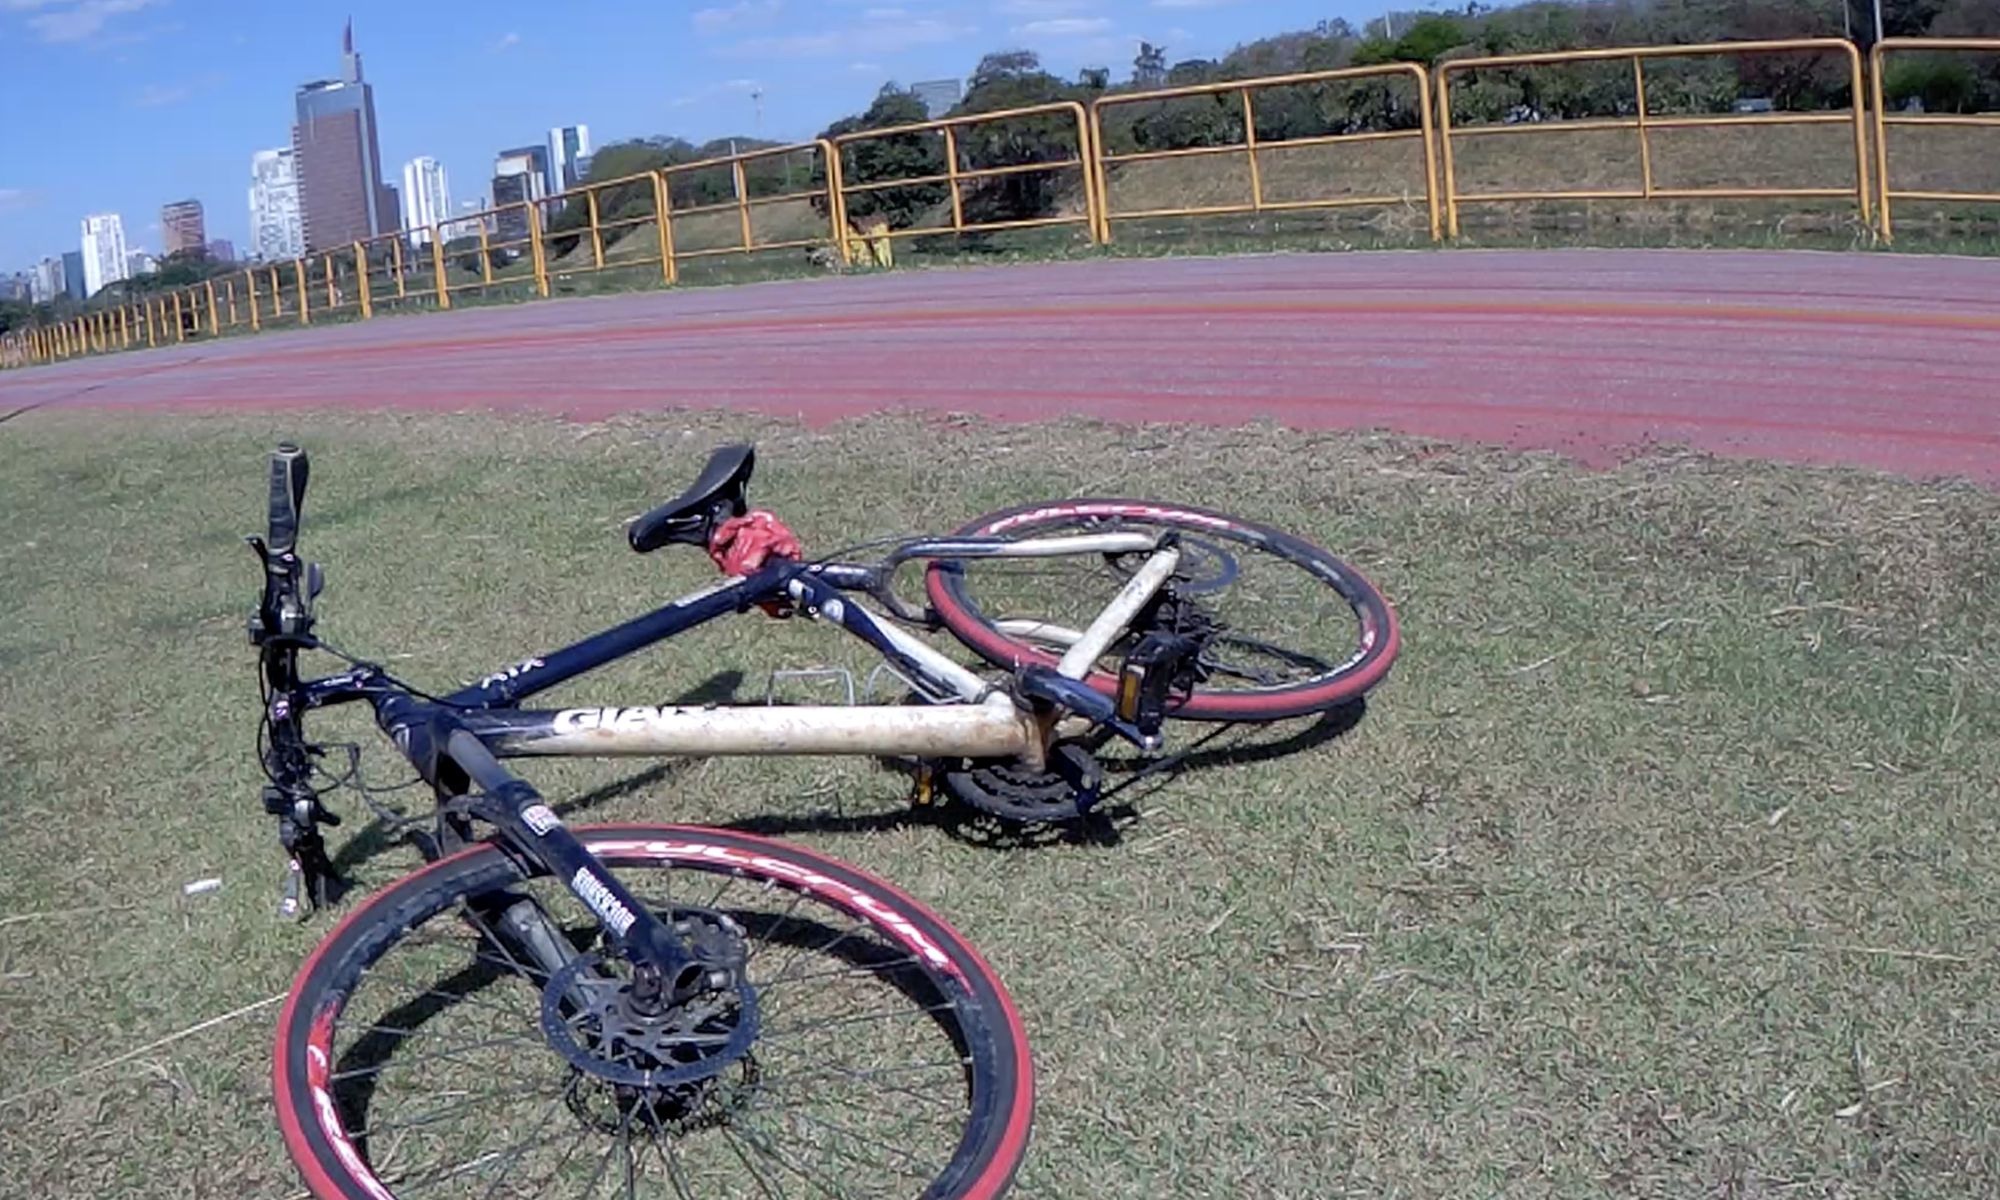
[0, 0, 1274, 277]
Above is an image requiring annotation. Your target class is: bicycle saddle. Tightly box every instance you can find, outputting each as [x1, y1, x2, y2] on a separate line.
[628, 443, 755, 553]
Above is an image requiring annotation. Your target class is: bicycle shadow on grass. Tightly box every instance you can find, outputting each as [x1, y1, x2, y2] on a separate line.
[717, 697, 1368, 852]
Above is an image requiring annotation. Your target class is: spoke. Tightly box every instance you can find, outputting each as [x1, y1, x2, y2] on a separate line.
[755, 953, 922, 992]
[473, 1083, 575, 1200]
[350, 1077, 560, 1142]
[756, 1059, 966, 1112]
[763, 1107, 941, 1177]
[332, 1035, 550, 1083]
[743, 889, 809, 972]
[719, 1124, 810, 1200]
[576, 1102, 632, 1200]
[763, 999, 957, 1042]
[635, 1095, 699, 1200]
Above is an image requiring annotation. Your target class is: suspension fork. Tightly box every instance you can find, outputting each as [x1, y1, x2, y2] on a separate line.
[435, 726, 719, 1006]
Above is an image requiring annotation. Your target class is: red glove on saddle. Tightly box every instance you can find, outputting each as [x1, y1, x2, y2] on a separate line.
[707, 511, 803, 615]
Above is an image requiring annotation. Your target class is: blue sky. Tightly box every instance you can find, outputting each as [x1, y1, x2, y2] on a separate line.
[0, 0, 1378, 272]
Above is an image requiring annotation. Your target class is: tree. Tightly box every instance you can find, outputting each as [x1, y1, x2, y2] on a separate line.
[813, 85, 948, 229]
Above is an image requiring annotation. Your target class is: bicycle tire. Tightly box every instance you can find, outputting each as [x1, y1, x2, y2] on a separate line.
[274, 823, 1034, 1200]
[926, 499, 1399, 723]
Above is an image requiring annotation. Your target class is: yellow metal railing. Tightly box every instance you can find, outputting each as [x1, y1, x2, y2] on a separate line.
[1090, 63, 1440, 242]
[1870, 37, 2000, 240]
[826, 102, 1102, 254]
[11, 39, 2000, 369]
[1436, 38, 1871, 236]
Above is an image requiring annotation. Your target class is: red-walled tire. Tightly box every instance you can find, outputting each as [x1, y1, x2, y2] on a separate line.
[274, 824, 1034, 1200]
[927, 499, 1399, 723]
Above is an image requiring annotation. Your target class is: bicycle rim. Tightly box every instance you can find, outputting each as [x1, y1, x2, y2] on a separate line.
[926, 499, 1399, 722]
[273, 824, 1033, 1200]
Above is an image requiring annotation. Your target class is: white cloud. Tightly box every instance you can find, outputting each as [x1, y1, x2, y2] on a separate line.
[722, 16, 974, 59]
[1153, 0, 1243, 8]
[134, 82, 187, 106]
[998, 0, 1093, 14]
[862, 5, 906, 17]
[671, 77, 762, 107]
[1014, 15, 1109, 34]
[16, 0, 160, 44]
[489, 31, 520, 52]
[694, 0, 781, 34]
[850, 60, 883, 72]
[0, 188, 39, 215]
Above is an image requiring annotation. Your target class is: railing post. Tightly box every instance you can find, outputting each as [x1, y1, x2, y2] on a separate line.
[1241, 87, 1270, 212]
[1633, 57, 1654, 198]
[587, 188, 605, 269]
[246, 270, 261, 330]
[478, 221, 493, 285]
[821, 138, 851, 265]
[430, 225, 452, 309]
[171, 292, 186, 342]
[295, 259, 311, 325]
[652, 169, 678, 284]
[528, 204, 549, 297]
[1863, 40, 1886, 236]
[732, 158, 754, 253]
[392, 236, 407, 299]
[206, 280, 221, 335]
[355, 243, 373, 318]
[1434, 63, 1461, 238]
[943, 124, 966, 232]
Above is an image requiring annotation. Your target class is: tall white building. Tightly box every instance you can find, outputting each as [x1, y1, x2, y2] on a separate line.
[547, 124, 590, 195]
[79, 213, 129, 297]
[29, 256, 63, 303]
[249, 148, 307, 262]
[400, 157, 451, 246]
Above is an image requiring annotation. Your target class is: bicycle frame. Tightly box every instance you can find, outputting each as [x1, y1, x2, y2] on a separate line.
[265, 511, 1179, 1000]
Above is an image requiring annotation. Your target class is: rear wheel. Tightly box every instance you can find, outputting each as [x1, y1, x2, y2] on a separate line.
[274, 824, 1034, 1200]
[926, 500, 1399, 723]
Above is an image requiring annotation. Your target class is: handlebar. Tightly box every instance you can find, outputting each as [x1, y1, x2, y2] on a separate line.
[268, 442, 309, 555]
[249, 442, 322, 647]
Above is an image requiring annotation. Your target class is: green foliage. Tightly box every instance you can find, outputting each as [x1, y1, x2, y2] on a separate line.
[814, 84, 949, 228]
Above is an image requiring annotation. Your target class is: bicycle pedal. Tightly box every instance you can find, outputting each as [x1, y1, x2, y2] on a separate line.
[764, 666, 856, 706]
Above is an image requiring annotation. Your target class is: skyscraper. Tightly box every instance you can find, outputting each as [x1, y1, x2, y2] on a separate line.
[162, 199, 207, 256]
[292, 21, 399, 252]
[912, 80, 962, 118]
[250, 147, 307, 262]
[63, 250, 87, 301]
[491, 146, 549, 247]
[400, 157, 451, 246]
[207, 239, 236, 263]
[30, 256, 63, 303]
[546, 124, 591, 195]
[78, 215, 127, 297]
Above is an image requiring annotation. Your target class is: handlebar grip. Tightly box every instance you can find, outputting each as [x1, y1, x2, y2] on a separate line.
[268, 443, 310, 556]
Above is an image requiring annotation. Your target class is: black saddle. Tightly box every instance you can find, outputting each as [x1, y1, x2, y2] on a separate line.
[628, 444, 755, 553]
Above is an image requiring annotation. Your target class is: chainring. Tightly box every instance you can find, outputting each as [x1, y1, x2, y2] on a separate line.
[942, 743, 1104, 823]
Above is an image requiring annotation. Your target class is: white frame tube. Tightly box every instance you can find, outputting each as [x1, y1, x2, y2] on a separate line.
[1056, 545, 1180, 679]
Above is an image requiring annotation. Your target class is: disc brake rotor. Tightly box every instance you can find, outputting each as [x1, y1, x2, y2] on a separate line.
[540, 911, 759, 1089]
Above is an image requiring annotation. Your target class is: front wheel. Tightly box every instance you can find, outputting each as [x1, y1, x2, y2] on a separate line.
[926, 499, 1400, 723]
[274, 824, 1034, 1200]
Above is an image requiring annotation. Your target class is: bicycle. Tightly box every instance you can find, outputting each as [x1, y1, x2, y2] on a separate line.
[250, 440, 1399, 1200]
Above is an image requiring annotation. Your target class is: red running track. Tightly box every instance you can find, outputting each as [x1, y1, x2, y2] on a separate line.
[4, 248, 1998, 484]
